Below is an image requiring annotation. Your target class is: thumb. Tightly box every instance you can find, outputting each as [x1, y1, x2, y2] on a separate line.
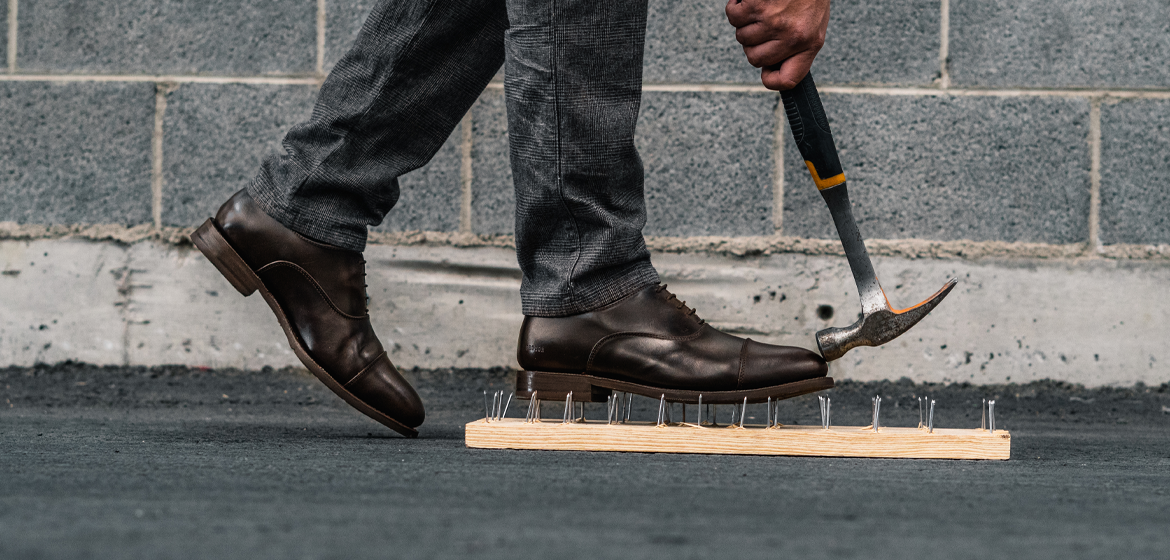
[760, 50, 818, 91]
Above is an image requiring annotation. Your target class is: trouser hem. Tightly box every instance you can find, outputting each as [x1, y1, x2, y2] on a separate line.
[246, 173, 369, 252]
[521, 261, 660, 317]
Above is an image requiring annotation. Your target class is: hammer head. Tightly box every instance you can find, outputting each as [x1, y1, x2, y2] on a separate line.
[816, 278, 957, 362]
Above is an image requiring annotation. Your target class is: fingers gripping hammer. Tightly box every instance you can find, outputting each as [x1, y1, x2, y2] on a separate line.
[781, 73, 957, 362]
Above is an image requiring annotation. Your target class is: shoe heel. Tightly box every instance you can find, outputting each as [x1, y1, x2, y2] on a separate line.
[516, 371, 611, 403]
[191, 218, 262, 297]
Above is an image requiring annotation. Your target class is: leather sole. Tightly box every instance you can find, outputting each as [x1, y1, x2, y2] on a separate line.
[191, 218, 419, 438]
[516, 370, 834, 405]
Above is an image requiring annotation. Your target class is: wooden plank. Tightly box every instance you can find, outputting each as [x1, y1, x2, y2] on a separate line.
[465, 419, 1011, 460]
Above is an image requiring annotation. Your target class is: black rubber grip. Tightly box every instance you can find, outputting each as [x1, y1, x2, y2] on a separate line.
[780, 72, 845, 189]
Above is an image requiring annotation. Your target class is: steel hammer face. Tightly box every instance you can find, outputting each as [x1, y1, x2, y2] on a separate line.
[816, 278, 957, 362]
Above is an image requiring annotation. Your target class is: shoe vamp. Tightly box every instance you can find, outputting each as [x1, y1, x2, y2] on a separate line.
[259, 265, 384, 383]
[587, 330, 743, 391]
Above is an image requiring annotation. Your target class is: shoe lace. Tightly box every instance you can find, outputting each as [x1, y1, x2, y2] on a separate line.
[655, 284, 705, 324]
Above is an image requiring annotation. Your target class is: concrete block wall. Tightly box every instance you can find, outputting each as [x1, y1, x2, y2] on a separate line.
[2, 0, 1169, 386]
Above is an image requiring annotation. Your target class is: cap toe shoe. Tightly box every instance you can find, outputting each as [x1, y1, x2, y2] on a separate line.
[517, 284, 830, 402]
[193, 190, 424, 436]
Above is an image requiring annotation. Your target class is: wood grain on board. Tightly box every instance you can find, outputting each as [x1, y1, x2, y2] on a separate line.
[465, 419, 1011, 460]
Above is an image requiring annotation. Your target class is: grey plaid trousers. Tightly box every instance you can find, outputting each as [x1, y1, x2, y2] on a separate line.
[247, 0, 660, 317]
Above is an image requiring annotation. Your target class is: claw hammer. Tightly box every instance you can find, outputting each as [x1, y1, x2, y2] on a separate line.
[780, 73, 957, 361]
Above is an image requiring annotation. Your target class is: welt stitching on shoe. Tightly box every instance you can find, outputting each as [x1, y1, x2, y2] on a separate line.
[257, 261, 368, 320]
[586, 327, 708, 370]
[343, 351, 388, 389]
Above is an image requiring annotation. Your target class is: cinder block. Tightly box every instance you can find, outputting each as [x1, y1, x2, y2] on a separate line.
[644, 0, 940, 85]
[18, 0, 315, 75]
[1, 1, 7, 71]
[0, 81, 154, 225]
[810, 0, 940, 86]
[639, 91, 774, 236]
[950, 0, 1170, 88]
[324, 0, 374, 73]
[644, 0, 757, 84]
[162, 83, 460, 231]
[470, 89, 513, 235]
[1099, 100, 1170, 245]
[782, 94, 1091, 244]
[162, 84, 318, 227]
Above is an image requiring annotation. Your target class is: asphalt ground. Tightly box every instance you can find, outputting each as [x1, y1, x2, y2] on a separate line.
[2, 363, 1168, 559]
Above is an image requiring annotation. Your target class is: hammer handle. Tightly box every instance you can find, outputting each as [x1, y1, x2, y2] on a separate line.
[780, 72, 845, 191]
[781, 73, 884, 314]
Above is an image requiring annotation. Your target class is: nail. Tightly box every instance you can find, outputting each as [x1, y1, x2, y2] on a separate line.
[928, 399, 936, 433]
[657, 394, 666, 427]
[819, 395, 828, 430]
[526, 391, 538, 422]
[698, 394, 704, 426]
[989, 400, 996, 433]
[918, 397, 924, 428]
[740, 397, 747, 428]
[563, 391, 573, 424]
[501, 392, 512, 420]
[484, 390, 489, 422]
[872, 396, 881, 433]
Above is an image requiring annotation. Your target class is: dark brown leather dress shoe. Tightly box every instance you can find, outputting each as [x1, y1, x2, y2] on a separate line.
[190, 190, 424, 437]
[516, 284, 831, 404]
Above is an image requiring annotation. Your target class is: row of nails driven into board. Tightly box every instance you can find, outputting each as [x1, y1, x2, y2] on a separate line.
[484, 390, 1000, 434]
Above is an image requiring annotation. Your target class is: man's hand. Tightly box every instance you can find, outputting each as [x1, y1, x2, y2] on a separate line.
[726, 0, 830, 91]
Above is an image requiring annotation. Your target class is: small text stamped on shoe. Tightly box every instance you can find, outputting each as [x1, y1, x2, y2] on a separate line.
[527, 345, 545, 353]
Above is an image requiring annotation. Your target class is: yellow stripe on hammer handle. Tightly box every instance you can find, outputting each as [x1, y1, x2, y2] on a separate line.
[804, 160, 846, 191]
[781, 73, 847, 192]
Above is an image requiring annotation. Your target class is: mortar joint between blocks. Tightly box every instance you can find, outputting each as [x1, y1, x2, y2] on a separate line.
[151, 82, 180, 233]
[459, 109, 474, 234]
[315, 0, 327, 77]
[936, 0, 950, 90]
[7, 0, 17, 74]
[1087, 96, 1104, 255]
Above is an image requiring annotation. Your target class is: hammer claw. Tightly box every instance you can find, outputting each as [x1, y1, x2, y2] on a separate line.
[816, 277, 957, 361]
